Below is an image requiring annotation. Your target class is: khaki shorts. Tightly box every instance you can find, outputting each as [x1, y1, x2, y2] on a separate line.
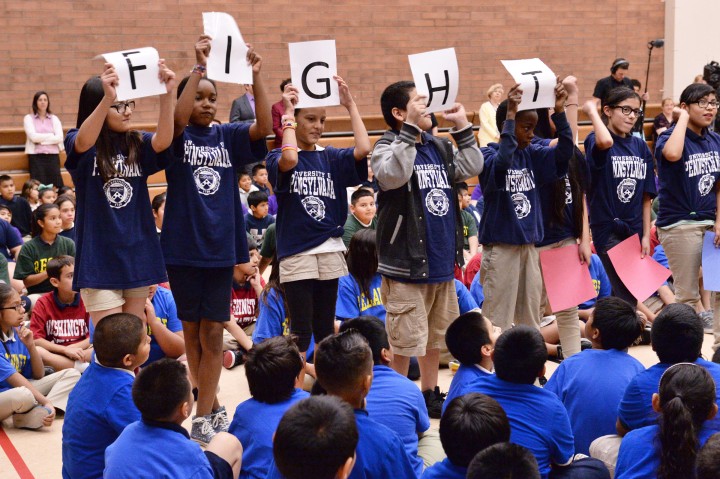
[80, 287, 150, 312]
[279, 251, 348, 283]
[381, 277, 459, 357]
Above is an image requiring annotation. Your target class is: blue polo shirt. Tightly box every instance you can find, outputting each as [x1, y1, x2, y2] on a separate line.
[455, 279, 478, 313]
[655, 126, 720, 227]
[266, 146, 366, 260]
[545, 349, 645, 455]
[162, 123, 267, 268]
[143, 286, 183, 366]
[229, 388, 309, 479]
[104, 420, 214, 479]
[0, 328, 32, 390]
[62, 362, 140, 479]
[65, 129, 169, 289]
[462, 374, 575, 479]
[584, 131, 657, 252]
[615, 423, 720, 479]
[470, 270, 485, 307]
[618, 358, 720, 432]
[443, 364, 492, 415]
[366, 364, 430, 477]
[479, 112, 572, 245]
[335, 273, 386, 321]
[578, 254, 612, 309]
[421, 458, 466, 479]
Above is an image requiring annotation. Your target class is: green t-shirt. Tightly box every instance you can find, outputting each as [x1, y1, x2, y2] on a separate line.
[14, 235, 75, 294]
[0, 255, 9, 285]
[461, 209, 478, 250]
[342, 214, 378, 247]
[259, 222, 276, 259]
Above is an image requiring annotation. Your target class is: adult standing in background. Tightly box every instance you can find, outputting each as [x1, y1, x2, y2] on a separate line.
[593, 58, 648, 105]
[478, 83, 503, 146]
[23, 91, 64, 186]
[229, 84, 256, 124]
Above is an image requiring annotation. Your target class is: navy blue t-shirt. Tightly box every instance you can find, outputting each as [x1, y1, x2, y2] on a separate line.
[479, 112, 572, 245]
[584, 131, 657, 252]
[244, 213, 275, 248]
[655, 126, 720, 227]
[537, 172, 578, 247]
[65, 129, 170, 289]
[162, 123, 267, 267]
[266, 146, 366, 260]
[0, 219, 22, 260]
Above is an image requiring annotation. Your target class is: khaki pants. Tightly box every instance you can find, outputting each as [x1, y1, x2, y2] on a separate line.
[0, 386, 36, 421]
[538, 238, 582, 357]
[589, 434, 622, 478]
[30, 368, 81, 412]
[658, 224, 707, 309]
[222, 323, 256, 351]
[417, 428, 446, 469]
[481, 243, 542, 331]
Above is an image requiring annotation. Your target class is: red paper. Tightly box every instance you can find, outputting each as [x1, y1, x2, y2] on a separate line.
[539, 244, 597, 312]
[607, 234, 671, 302]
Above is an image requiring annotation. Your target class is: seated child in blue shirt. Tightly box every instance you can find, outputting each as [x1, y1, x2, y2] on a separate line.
[454, 279, 478, 314]
[339, 316, 430, 476]
[62, 313, 149, 479]
[617, 303, 720, 436]
[577, 253, 612, 320]
[697, 431, 720, 479]
[545, 297, 645, 455]
[273, 395, 358, 479]
[615, 363, 719, 479]
[245, 191, 275, 248]
[335, 229, 385, 322]
[458, 326, 610, 479]
[228, 336, 309, 479]
[442, 311, 498, 412]
[144, 285, 185, 366]
[466, 443, 541, 479]
[265, 330, 416, 479]
[104, 359, 242, 479]
[422, 393, 510, 479]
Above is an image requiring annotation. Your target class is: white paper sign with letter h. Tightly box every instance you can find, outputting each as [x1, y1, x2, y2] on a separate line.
[408, 48, 459, 114]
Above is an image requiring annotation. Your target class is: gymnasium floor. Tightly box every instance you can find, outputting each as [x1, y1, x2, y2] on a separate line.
[1, 334, 716, 478]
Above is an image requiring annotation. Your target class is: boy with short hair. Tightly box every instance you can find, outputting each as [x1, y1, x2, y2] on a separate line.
[457, 182, 478, 259]
[238, 171, 259, 210]
[545, 297, 644, 455]
[30, 256, 91, 372]
[442, 311, 498, 412]
[339, 316, 431, 475]
[423, 393, 510, 479]
[459, 326, 609, 479]
[245, 190, 275, 248]
[62, 313, 150, 479]
[228, 336, 309, 479]
[104, 359, 242, 479]
[144, 284, 185, 366]
[466, 443, 541, 479]
[342, 189, 377, 247]
[252, 164, 271, 195]
[0, 175, 32, 236]
[273, 395, 358, 479]
[372, 80, 483, 417]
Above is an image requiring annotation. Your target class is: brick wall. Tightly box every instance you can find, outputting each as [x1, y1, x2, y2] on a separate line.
[0, 0, 665, 130]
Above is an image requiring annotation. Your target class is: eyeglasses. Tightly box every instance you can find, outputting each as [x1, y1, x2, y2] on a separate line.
[0, 303, 24, 313]
[692, 99, 720, 109]
[611, 106, 642, 117]
[110, 101, 136, 114]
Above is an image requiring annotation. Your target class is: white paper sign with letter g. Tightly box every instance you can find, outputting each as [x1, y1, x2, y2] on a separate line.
[289, 40, 339, 108]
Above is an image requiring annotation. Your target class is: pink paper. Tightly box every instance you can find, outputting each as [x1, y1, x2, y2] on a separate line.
[539, 244, 597, 312]
[607, 234, 671, 302]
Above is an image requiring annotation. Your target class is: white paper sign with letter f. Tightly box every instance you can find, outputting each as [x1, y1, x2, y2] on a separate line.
[289, 40, 339, 108]
[501, 58, 557, 111]
[408, 48, 459, 114]
[101, 47, 166, 101]
[203, 12, 252, 84]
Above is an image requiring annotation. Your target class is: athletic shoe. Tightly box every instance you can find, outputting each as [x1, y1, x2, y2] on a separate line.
[211, 406, 230, 433]
[191, 415, 216, 446]
[222, 349, 246, 370]
[13, 405, 53, 429]
[580, 338, 593, 351]
[422, 386, 446, 419]
[700, 311, 714, 334]
[634, 325, 652, 346]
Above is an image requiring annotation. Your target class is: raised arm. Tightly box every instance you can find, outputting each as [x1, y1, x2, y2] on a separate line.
[561, 76, 579, 145]
[247, 45, 273, 142]
[150, 60, 176, 153]
[582, 100, 613, 151]
[337, 76, 370, 160]
[661, 108, 689, 162]
[73, 64, 117, 154]
[277, 85, 300, 172]
[174, 35, 211, 139]
[443, 102, 483, 180]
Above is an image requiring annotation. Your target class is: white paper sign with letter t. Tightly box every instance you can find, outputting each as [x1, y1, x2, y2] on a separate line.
[501, 58, 557, 111]
[408, 48, 459, 114]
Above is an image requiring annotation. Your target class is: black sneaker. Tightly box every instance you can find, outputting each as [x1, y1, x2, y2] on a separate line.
[549, 345, 564, 364]
[223, 349, 246, 369]
[422, 386, 446, 419]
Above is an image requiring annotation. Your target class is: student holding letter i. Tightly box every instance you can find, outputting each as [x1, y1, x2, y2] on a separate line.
[163, 34, 271, 445]
[64, 59, 176, 327]
[654, 83, 720, 339]
[479, 78, 572, 333]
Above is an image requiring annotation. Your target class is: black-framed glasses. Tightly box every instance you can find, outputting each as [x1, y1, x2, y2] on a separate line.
[692, 99, 720, 109]
[612, 106, 642, 117]
[110, 101, 136, 114]
[0, 303, 24, 313]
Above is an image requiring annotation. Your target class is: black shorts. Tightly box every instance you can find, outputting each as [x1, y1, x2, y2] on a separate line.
[205, 451, 233, 479]
[166, 265, 234, 322]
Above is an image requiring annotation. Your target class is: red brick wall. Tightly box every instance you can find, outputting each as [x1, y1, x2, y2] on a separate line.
[0, 0, 665, 130]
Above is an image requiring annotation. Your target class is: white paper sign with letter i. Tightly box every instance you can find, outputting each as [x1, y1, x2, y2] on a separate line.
[101, 47, 166, 101]
[289, 40, 339, 108]
[203, 12, 252, 84]
[408, 48, 459, 114]
[501, 58, 557, 111]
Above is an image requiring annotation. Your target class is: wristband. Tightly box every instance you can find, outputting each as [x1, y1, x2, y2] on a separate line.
[282, 121, 298, 130]
[281, 145, 298, 152]
[191, 64, 207, 75]
[564, 103, 578, 108]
